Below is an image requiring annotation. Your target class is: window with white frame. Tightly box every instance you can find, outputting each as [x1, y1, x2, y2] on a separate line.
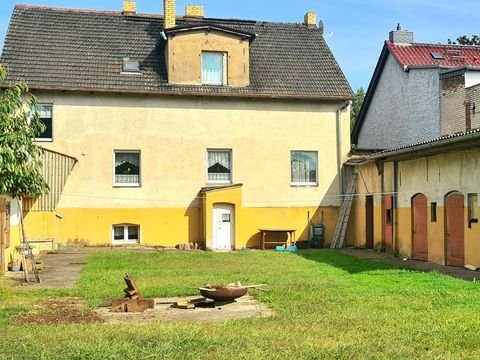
[207, 149, 232, 183]
[35, 104, 53, 141]
[114, 151, 141, 186]
[202, 52, 225, 85]
[291, 151, 318, 185]
[112, 224, 140, 244]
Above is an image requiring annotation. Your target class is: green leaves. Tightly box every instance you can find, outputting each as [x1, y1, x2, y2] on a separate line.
[0, 65, 49, 197]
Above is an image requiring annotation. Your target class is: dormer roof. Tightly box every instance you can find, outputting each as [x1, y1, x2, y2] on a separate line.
[164, 24, 256, 41]
[0, 5, 353, 100]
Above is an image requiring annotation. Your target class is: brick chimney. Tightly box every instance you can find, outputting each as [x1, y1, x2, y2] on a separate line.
[389, 23, 413, 44]
[122, 0, 136, 15]
[185, 5, 204, 18]
[304, 12, 317, 28]
[164, 0, 176, 29]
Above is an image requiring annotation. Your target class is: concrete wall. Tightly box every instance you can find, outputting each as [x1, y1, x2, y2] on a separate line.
[357, 54, 441, 149]
[26, 92, 350, 248]
[166, 30, 250, 86]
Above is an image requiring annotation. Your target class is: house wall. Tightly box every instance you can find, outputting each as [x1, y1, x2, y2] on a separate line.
[353, 149, 480, 267]
[25, 92, 351, 249]
[357, 54, 440, 149]
[0, 196, 21, 271]
[441, 76, 480, 135]
[346, 162, 383, 249]
[441, 74, 466, 135]
[166, 30, 250, 86]
[466, 84, 480, 130]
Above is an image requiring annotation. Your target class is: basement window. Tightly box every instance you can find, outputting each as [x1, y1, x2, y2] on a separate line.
[431, 202, 437, 222]
[468, 193, 478, 227]
[112, 224, 140, 244]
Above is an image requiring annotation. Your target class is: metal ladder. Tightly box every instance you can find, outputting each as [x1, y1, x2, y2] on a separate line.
[330, 173, 358, 249]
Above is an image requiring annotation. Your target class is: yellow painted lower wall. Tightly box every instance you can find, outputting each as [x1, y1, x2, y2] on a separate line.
[392, 206, 480, 267]
[24, 206, 340, 249]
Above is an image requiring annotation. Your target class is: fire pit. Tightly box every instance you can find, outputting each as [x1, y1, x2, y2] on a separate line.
[199, 286, 248, 301]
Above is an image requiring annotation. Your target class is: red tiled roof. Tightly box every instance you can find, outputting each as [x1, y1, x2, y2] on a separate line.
[386, 41, 480, 68]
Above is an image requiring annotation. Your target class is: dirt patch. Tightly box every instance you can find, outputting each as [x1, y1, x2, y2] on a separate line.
[96, 295, 274, 324]
[13, 297, 103, 325]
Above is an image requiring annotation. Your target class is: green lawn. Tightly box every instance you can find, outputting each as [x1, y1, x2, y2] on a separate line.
[1, 250, 480, 359]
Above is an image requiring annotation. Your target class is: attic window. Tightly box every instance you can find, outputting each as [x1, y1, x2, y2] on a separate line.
[122, 59, 141, 74]
[431, 52, 444, 60]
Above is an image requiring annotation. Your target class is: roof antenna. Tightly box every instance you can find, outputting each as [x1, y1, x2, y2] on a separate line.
[397, 23, 401, 31]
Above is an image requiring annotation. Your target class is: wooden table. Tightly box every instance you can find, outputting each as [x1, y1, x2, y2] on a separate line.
[259, 228, 296, 250]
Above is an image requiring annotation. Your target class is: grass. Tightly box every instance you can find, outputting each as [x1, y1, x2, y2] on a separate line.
[1, 250, 480, 359]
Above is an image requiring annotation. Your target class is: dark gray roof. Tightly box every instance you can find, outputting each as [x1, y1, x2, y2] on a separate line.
[0, 5, 353, 100]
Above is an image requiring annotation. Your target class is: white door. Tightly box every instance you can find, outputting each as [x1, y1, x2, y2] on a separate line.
[212, 204, 234, 250]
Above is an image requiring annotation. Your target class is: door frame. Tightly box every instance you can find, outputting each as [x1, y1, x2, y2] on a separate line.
[383, 195, 394, 253]
[212, 203, 235, 251]
[444, 191, 465, 266]
[411, 193, 428, 261]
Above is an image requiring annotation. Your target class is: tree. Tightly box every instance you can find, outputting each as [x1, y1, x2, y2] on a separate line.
[0, 65, 48, 198]
[350, 87, 365, 131]
[447, 35, 480, 45]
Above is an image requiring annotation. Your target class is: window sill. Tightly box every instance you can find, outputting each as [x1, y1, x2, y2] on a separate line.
[291, 182, 319, 187]
[207, 180, 232, 185]
[113, 184, 141, 188]
[202, 82, 225, 86]
[35, 138, 53, 142]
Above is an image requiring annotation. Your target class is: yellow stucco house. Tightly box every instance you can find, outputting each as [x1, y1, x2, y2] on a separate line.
[0, 0, 353, 267]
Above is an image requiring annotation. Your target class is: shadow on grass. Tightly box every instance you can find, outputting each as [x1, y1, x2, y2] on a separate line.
[296, 249, 424, 275]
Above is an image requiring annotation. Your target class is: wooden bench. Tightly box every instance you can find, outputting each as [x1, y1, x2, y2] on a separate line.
[259, 229, 296, 250]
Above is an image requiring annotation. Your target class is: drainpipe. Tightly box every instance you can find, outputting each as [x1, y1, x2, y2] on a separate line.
[336, 101, 350, 199]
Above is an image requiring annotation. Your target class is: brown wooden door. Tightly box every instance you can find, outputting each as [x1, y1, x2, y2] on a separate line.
[383, 196, 393, 252]
[366, 196, 374, 249]
[412, 194, 428, 261]
[0, 198, 6, 273]
[445, 193, 465, 267]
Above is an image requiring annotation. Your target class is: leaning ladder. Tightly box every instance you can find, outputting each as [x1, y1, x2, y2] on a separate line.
[330, 173, 358, 249]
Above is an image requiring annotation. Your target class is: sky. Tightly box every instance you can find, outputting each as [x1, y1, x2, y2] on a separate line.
[1, 0, 480, 91]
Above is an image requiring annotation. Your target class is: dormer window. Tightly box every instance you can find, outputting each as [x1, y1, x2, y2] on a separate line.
[202, 52, 225, 85]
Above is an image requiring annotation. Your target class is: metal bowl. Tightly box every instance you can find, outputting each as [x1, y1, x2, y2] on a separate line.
[199, 287, 248, 301]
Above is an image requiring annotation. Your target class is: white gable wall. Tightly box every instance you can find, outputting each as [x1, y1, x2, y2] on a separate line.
[357, 54, 441, 150]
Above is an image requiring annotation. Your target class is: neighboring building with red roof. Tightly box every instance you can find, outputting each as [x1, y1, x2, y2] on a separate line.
[352, 25, 480, 150]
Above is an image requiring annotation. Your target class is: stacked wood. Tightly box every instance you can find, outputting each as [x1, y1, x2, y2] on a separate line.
[124, 273, 141, 299]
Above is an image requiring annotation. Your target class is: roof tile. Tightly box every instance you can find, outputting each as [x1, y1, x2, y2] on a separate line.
[0, 5, 353, 99]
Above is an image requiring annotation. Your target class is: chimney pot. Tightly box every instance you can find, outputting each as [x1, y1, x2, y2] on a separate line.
[304, 12, 317, 28]
[122, 0, 136, 15]
[185, 5, 204, 18]
[164, 0, 176, 29]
